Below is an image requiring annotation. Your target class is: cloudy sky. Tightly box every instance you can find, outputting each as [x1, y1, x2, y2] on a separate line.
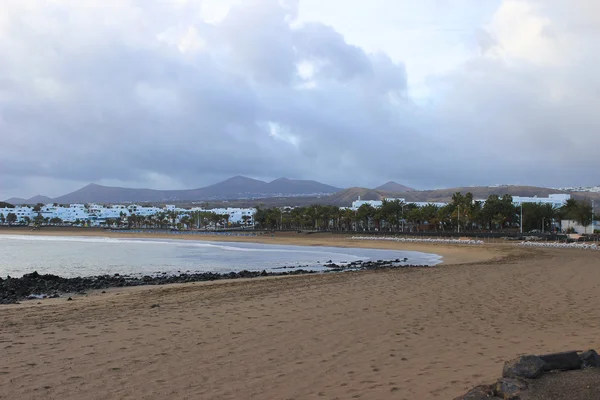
[1, 0, 599, 199]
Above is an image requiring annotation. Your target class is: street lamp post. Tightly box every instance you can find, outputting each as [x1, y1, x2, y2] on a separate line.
[401, 205, 405, 233]
[542, 217, 545, 234]
[520, 204, 523, 234]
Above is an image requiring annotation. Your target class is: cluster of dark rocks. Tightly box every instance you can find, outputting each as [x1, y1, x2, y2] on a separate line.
[324, 258, 411, 271]
[0, 259, 425, 304]
[456, 350, 600, 399]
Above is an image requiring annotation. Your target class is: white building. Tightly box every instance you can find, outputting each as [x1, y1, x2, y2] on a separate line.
[512, 194, 571, 208]
[561, 219, 599, 234]
[411, 202, 448, 207]
[351, 198, 383, 210]
[39, 204, 90, 223]
[189, 207, 254, 225]
[349, 197, 447, 211]
[0, 206, 34, 222]
[0, 203, 256, 227]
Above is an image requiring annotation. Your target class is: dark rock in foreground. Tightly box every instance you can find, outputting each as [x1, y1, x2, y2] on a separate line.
[579, 350, 600, 368]
[458, 385, 495, 399]
[456, 349, 600, 400]
[539, 351, 581, 371]
[503, 355, 546, 379]
[495, 377, 528, 399]
[0, 260, 429, 304]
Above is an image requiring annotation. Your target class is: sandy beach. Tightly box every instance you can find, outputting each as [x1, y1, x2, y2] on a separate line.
[1, 229, 599, 399]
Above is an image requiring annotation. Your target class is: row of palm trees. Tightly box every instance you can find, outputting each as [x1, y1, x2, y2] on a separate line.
[254, 194, 597, 233]
[3, 194, 596, 233]
[108, 210, 253, 230]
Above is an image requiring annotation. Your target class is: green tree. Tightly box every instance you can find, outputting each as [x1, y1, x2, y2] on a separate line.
[520, 203, 558, 232]
[49, 217, 63, 225]
[356, 204, 376, 231]
[33, 214, 45, 225]
[420, 203, 442, 232]
[575, 199, 593, 234]
[6, 213, 17, 225]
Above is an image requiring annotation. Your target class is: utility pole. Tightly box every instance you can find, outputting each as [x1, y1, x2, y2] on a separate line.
[592, 200, 595, 234]
[457, 205, 460, 234]
[520, 204, 523, 234]
[542, 217, 545, 233]
[401, 205, 405, 233]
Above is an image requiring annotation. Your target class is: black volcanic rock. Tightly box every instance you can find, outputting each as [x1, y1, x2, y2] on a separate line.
[503, 355, 546, 379]
[580, 350, 600, 368]
[539, 351, 582, 371]
[1, 261, 432, 304]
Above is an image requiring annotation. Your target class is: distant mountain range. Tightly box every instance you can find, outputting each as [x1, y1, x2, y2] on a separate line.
[374, 181, 415, 192]
[5, 177, 599, 207]
[4, 176, 344, 204]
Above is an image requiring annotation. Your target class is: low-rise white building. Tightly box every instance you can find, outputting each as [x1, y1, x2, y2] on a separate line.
[349, 197, 447, 211]
[0, 206, 34, 222]
[513, 194, 571, 208]
[351, 199, 383, 209]
[0, 203, 257, 227]
[561, 219, 599, 234]
[189, 207, 254, 225]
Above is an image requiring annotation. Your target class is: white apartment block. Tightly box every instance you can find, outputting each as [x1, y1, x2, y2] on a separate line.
[512, 194, 571, 208]
[346, 194, 571, 211]
[0, 203, 256, 226]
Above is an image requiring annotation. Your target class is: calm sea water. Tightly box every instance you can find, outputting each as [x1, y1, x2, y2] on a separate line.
[0, 235, 442, 278]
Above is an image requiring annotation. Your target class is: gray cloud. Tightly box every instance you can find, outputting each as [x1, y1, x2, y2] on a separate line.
[0, 0, 599, 199]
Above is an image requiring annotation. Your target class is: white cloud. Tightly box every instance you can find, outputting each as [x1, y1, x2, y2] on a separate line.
[0, 0, 599, 200]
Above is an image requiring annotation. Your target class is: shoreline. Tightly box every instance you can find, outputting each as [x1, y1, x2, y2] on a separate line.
[1, 259, 434, 305]
[0, 227, 504, 266]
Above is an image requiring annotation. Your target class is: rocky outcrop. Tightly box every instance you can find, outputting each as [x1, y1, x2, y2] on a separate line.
[456, 349, 600, 400]
[494, 377, 528, 399]
[503, 355, 546, 379]
[0, 260, 429, 304]
[539, 351, 582, 371]
[579, 350, 600, 368]
[455, 384, 494, 399]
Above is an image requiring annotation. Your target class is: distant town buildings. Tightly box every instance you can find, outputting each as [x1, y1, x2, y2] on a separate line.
[512, 194, 571, 208]
[0, 203, 256, 227]
[0, 194, 575, 227]
[561, 219, 600, 235]
[348, 194, 572, 211]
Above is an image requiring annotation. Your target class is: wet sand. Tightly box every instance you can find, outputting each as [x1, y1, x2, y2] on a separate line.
[1, 230, 600, 399]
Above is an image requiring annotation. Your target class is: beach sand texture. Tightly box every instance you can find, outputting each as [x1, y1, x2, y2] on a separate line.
[1, 232, 600, 399]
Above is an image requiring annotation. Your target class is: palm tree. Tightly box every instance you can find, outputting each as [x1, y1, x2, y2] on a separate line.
[356, 204, 375, 231]
[242, 215, 251, 226]
[179, 215, 192, 229]
[575, 199, 593, 234]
